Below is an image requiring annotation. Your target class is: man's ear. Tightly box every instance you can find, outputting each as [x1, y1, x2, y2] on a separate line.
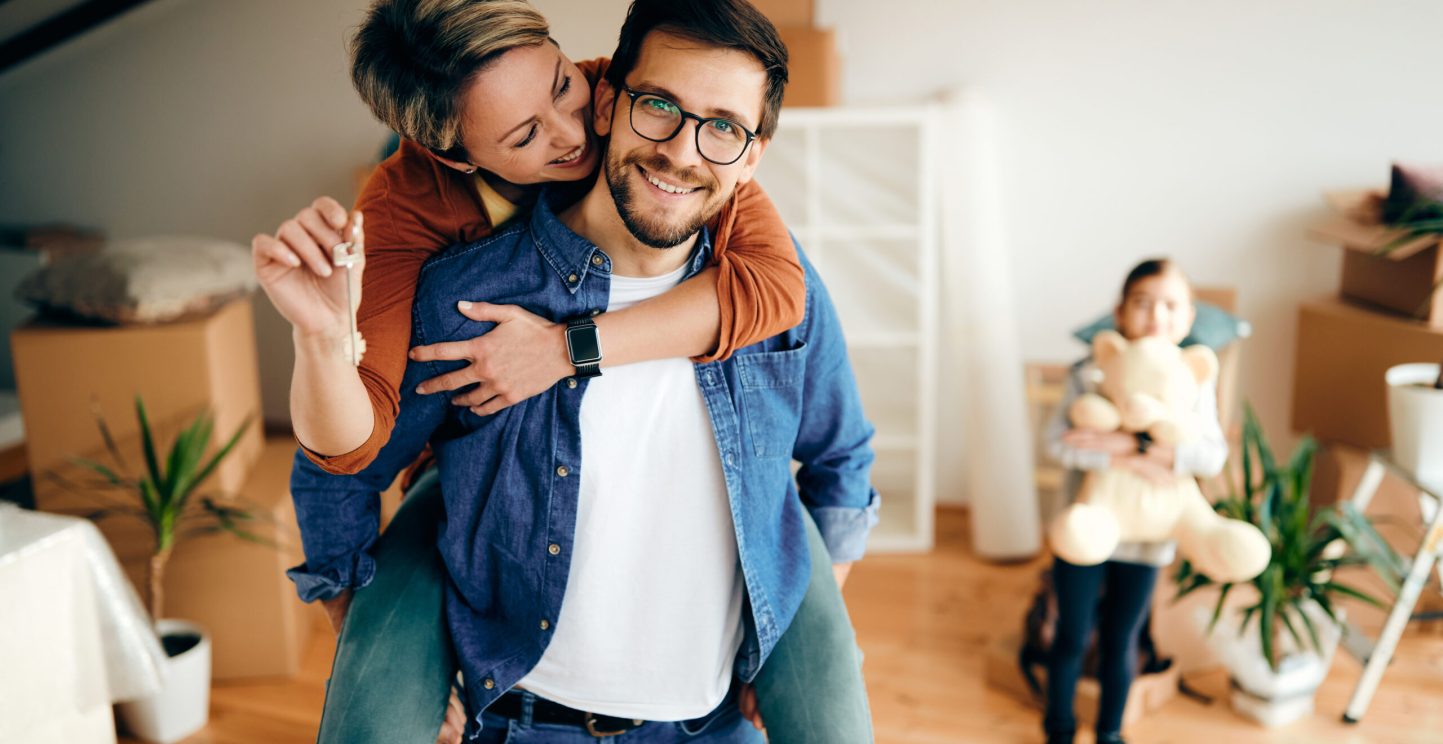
[592, 77, 618, 138]
[735, 136, 768, 186]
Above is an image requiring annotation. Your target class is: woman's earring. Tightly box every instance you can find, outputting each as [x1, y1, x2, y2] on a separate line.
[464, 166, 477, 174]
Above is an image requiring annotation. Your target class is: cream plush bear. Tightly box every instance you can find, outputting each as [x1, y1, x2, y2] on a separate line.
[1048, 330, 1271, 583]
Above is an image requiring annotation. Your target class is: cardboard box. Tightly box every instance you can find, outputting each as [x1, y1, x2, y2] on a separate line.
[1291, 297, 1443, 450]
[158, 437, 317, 680]
[1310, 214, 1443, 328]
[750, 0, 813, 27]
[778, 26, 841, 107]
[12, 296, 264, 504]
[984, 635, 1179, 729]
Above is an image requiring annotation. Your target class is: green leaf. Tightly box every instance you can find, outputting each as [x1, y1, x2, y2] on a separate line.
[1323, 581, 1387, 610]
[186, 417, 252, 504]
[1278, 603, 1306, 652]
[135, 397, 164, 491]
[1207, 583, 1233, 633]
[1296, 603, 1323, 656]
[69, 457, 128, 487]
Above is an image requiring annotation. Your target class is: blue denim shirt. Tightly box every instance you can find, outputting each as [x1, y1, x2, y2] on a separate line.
[287, 190, 879, 728]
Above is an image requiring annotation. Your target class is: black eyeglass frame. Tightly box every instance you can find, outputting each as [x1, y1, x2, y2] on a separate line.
[620, 87, 758, 166]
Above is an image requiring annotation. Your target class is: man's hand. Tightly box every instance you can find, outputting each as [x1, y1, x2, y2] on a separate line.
[832, 562, 853, 590]
[320, 589, 353, 634]
[1061, 429, 1136, 457]
[252, 196, 363, 339]
[738, 683, 764, 731]
[409, 303, 571, 416]
[436, 686, 466, 744]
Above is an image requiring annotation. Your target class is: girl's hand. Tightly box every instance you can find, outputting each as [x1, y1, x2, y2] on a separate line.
[409, 302, 572, 416]
[1061, 429, 1136, 456]
[252, 196, 363, 338]
[738, 683, 765, 731]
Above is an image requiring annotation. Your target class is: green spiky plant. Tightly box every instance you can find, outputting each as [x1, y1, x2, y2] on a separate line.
[1379, 202, 1443, 325]
[65, 397, 262, 624]
[1174, 405, 1406, 671]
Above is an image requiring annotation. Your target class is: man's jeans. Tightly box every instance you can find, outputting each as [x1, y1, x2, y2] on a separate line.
[316, 473, 873, 743]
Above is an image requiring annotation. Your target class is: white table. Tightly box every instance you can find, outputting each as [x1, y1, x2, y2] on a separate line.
[0, 503, 166, 743]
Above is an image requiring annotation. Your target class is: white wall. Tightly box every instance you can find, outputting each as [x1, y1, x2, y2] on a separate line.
[0, 0, 385, 423]
[4, 1, 1441, 489]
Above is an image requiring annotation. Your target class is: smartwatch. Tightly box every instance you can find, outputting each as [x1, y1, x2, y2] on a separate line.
[565, 316, 603, 379]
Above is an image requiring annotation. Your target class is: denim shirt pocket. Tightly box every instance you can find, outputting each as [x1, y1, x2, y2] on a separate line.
[736, 341, 807, 459]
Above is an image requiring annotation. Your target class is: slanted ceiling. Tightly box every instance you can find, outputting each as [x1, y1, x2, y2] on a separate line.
[0, 0, 158, 74]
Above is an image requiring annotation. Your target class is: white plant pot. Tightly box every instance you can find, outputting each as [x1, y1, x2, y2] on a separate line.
[1196, 597, 1343, 727]
[116, 619, 210, 744]
[1387, 363, 1443, 493]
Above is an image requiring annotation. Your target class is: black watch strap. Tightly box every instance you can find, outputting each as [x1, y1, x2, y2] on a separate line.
[565, 316, 603, 379]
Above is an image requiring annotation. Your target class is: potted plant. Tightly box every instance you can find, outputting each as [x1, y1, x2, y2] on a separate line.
[65, 397, 259, 744]
[1386, 362, 1443, 492]
[1174, 405, 1403, 727]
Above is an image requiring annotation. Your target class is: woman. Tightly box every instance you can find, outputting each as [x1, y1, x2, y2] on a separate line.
[253, 1, 870, 742]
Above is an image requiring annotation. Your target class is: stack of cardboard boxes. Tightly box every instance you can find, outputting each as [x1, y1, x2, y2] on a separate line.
[752, 0, 841, 107]
[1296, 196, 1443, 504]
[10, 297, 318, 680]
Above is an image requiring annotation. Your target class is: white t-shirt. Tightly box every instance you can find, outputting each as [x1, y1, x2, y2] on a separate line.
[515, 261, 745, 720]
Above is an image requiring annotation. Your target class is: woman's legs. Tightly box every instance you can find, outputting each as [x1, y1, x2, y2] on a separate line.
[752, 515, 873, 744]
[316, 472, 457, 744]
[1092, 561, 1158, 737]
[1044, 557, 1106, 738]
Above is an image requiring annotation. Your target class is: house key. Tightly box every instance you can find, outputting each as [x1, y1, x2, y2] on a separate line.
[331, 219, 364, 366]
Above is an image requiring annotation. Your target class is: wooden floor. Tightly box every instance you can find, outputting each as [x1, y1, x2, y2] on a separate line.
[125, 508, 1443, 743]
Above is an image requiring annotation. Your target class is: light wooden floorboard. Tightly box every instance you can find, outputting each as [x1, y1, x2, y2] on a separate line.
[121, 507, 1443, 743]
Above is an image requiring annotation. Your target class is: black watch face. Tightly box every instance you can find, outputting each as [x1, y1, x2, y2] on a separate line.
[566, 326, 603, 365]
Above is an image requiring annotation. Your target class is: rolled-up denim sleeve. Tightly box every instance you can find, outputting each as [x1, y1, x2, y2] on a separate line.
[790, 247, 880, 564]
[286, 358, 448, 602]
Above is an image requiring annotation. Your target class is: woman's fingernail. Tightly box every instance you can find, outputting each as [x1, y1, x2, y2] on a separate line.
[458, 301, 472, 310]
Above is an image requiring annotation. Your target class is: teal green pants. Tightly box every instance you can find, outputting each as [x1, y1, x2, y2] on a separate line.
[317, 475, 872, 743]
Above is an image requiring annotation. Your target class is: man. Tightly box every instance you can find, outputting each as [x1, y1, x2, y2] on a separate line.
[289, 1, 878, 740]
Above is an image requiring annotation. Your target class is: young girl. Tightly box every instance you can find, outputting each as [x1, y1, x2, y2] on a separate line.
[1041, 259, 1228, 744]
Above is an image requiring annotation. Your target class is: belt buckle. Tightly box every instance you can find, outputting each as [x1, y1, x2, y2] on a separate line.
[584, 712, 639, 738]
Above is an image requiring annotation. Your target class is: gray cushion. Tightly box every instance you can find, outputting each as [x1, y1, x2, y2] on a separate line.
[16, 236, 256, 324]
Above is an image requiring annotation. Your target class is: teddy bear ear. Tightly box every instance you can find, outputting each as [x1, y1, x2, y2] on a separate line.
[1181, 344, 1219, 384]
[1093, 330, 1128, 365]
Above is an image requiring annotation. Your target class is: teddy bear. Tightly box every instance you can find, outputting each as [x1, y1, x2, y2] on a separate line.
[1048, 330, 1271, 583]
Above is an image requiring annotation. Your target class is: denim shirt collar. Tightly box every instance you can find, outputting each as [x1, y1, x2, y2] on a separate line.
[529, 186, 713, 292]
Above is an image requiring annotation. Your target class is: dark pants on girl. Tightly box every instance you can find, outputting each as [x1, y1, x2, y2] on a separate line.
[1044, 557, 1159, 738]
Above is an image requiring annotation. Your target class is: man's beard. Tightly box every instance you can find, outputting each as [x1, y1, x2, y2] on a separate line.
[604, 150, 726, 249]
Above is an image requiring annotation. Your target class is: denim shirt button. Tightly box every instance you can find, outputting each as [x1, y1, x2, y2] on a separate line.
[556, 465, 570, 477]
[703, 371, 715, 386]
[566, 378, 577, 389]
[548, 543, 561, 556]
[540, 619, 551, 631]
[591, 255, 604, 267]
[725, 452, 736, 467]
[567, 273, 579, 284]
[483, 678, 495, 690]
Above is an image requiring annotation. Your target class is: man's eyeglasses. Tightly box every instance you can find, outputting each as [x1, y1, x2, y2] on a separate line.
[621, 88, 758, 166]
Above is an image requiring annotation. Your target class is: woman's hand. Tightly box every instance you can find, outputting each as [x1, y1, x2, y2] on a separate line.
[1061, 429, 1136, 457]
[409, 302, 572, 416]
[252, 196, 363, 338]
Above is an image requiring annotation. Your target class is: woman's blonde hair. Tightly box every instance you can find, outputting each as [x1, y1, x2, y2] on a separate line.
[350, 0, 551, 159]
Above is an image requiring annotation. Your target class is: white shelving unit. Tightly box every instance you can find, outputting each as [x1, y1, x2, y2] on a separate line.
[756, 107, 940, 553]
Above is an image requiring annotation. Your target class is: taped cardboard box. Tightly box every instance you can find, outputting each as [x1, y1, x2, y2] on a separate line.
[1309, 203, 1443, 329]
[778, 26, 841, 107]
[12, 296, 264, 506]
[1291, 297, 1443, 450]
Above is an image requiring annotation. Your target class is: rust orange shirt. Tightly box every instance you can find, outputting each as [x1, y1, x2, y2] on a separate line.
[307, 58, 803, 474]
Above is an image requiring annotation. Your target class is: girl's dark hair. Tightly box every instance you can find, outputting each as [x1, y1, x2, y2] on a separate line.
[1120, 258, 1190, 302]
